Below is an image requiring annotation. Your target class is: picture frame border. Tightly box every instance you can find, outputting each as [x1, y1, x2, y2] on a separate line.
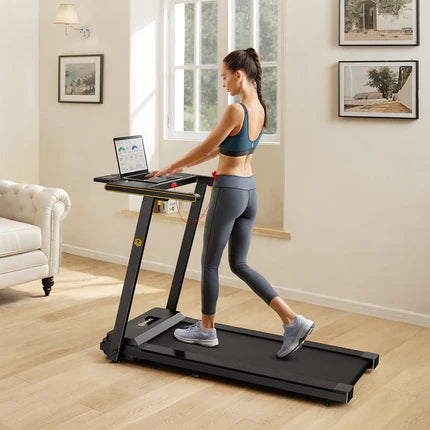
[58, 54, 104, 104]
[339, 0, 420, 47]
[338, 60, 419, 120]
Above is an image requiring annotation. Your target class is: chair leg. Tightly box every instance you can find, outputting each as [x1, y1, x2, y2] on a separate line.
[42, 277, 54, 296]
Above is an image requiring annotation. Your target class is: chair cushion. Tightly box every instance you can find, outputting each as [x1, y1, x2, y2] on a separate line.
[0, 250, 48, 277]
[0, 217, 42, 257]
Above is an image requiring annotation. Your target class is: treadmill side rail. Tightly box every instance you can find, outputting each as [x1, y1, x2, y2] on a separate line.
[305, 340, 380, 370]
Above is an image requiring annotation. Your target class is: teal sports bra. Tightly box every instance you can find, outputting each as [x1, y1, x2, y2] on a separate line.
[219, 103, 263, 156]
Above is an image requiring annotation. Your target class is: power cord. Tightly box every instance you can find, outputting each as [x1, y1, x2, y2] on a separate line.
[171, 170, 218, 225]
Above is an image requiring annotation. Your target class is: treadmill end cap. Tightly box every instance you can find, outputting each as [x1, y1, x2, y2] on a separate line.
[361, 352, 379, 369]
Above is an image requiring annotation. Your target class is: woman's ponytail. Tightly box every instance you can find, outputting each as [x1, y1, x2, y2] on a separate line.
[245, 48, 267, 129]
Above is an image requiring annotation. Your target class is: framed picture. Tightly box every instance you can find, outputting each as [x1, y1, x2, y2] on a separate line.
[338, 61, 419, 119]
[58, 54, 104, 103]
[339, 0, 420, 46]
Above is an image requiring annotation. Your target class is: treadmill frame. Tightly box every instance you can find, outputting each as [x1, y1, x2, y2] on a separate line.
[95, 173, 379, 405]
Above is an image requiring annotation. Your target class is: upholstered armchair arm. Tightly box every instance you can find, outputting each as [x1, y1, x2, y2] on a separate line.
[34, 187, 71, 276]
[0, 180, 71, 276]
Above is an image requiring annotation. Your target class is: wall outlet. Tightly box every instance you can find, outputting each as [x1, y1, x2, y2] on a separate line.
[160, 199, 178, 214]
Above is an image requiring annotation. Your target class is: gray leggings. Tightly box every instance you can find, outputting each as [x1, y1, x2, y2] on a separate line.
[201, 174, 279, 315]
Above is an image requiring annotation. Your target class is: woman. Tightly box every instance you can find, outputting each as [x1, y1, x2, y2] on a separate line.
[145, 48, 314, 358]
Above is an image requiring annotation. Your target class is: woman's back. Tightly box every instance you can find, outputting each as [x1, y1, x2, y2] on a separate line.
[217, 100, 265, 177]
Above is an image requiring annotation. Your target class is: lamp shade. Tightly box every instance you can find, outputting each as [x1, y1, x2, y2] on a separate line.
[53, 4, 80, 25]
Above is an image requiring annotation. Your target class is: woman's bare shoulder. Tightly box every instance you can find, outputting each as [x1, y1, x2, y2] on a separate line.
[223, 103, 244, 121]
[225, 103, 243, 113]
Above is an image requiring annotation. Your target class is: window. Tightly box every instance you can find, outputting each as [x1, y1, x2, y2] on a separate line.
[166, 0, 280, 140]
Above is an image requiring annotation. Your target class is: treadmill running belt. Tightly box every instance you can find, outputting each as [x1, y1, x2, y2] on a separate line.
[146, 323, 369, 386]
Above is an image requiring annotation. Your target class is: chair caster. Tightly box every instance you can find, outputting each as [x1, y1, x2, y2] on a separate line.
[324, 399, 331, 407]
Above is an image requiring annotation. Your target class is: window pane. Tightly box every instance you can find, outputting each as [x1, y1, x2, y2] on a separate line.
[175, 3, 194, 66]
[259, 0, 278, 62]
[184, 70, 194, 131]
[199, 69, 218, 131]
[234, 0, 251, 50]
[261, 66, 277, 134]
[200, 1, 218, 64]
[175, 69, 194, 131]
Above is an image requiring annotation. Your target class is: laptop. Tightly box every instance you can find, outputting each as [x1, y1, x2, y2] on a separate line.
[113, 135, 182, 184]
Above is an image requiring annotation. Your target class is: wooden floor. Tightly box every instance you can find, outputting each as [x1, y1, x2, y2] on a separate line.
[0, 253, 429, 430]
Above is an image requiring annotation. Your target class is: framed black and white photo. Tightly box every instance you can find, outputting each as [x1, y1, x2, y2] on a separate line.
[58, 54, 104, 103]
[339, 0, 420, 46]
[338, 61, 419, 119]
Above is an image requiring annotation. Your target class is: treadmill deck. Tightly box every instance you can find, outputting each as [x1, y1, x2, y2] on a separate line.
[101, 309, 378, 404]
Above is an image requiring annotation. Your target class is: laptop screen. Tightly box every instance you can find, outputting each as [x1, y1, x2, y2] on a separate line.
[114, 135, 148, 175]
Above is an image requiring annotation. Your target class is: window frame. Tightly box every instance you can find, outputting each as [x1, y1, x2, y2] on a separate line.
[164, 0, 282, 144]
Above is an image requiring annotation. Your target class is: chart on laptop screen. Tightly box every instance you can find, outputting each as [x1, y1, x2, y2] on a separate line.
[115, 137, 147, 174]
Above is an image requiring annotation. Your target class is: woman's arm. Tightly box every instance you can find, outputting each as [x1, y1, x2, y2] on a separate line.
[186, 148, 220, 168]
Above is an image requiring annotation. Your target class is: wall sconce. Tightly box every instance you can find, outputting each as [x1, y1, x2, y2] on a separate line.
[53, 4, 90, 39]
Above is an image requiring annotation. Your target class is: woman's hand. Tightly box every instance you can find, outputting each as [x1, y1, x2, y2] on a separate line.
[144, 164, 185, 179]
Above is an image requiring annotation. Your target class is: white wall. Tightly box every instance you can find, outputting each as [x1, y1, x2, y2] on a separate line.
[282, 0, 429, 323]
[39, 0, 430, 327]
[39, 0, 131, 253]
[0, 0, 39, 184]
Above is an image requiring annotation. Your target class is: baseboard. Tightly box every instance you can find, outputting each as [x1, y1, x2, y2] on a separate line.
[63, 244, 430, 328]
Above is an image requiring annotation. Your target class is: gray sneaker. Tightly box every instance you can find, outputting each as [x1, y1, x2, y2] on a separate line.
[277, 315, 315, 358]
[174, 321, 219, 347]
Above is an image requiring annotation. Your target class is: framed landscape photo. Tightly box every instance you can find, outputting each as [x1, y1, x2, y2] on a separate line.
[58, 54, 104, 103]
[338, 61, 419, 119]
[339, 0, 420, 46]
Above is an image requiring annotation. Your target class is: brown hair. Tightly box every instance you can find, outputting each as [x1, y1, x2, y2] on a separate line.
[223, 48, 267, 129]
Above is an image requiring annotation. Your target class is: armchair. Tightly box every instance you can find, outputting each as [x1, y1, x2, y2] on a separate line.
[0, 180, 71, 296]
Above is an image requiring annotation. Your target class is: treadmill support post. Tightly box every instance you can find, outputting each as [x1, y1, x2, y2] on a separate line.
[166, 180, 207, 312]
[107, 196, 154, 362]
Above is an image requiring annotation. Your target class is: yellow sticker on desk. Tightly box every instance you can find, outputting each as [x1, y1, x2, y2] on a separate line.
[134, 238, 143, 247]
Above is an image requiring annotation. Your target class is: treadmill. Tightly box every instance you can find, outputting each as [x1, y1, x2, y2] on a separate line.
[94, 173, 379, 406]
